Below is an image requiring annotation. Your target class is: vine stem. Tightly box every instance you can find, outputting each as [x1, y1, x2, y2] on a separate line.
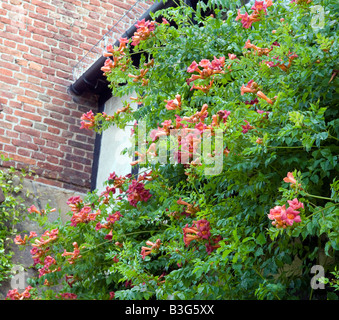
[306, 203, 339, 219]
[304, 193, 333, 201]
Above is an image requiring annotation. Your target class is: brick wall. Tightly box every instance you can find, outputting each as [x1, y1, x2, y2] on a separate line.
[0, 0, 153, 192]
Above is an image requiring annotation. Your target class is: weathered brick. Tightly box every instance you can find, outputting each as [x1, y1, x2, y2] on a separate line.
[12, 154, 36, 166]
[12, 139, 39, 151]
[13, 125, 41, 139]
[17, 148, 31, 157]
[47, 126, 60, 135]
[0, 135, 11, 144]
[43, 118, 69, 130]
[4, 145, 17, 153]
[40, 146, 64, 157]
[14, 109, 42, 122]
[31, 151, 46, 161]
[20, 119, 33, 127]
[41, 132, 66, 144]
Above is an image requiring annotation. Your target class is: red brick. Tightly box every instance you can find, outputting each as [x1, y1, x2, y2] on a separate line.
[39, 146, 63, 158]
[0, 68, 13, 77]
[25, 38, 50, 52]
[14, 125, 41, 137]
[28, 12, 54, 25]
[12, 139, 39, 151]
[31, 0, 55, 11]
[0, 74, 18, 85]
[37, 161, 62, 172]
[47, 126, 60, 135]
[6, 131, 19, 138]
[0, 121, 13, 130]
[20, 119, 33, 127]
[46, 140, 59, 149]
[0, 136, 11, 144]
[4, 145, 17, 153]
[17, 95, 43, 107]
[43, 118, 69, 130]
[41, 132, 66, 144]
[18, 148, 31, 157]
[65, 153, 91, 166]
[11, 154, 36, 166]
[31, 151, 46, 161]
[5, 114, 18, 123]
[33, 137, 45, 146]
[46, 155, 59, 164]
[14, 109, 42, 122]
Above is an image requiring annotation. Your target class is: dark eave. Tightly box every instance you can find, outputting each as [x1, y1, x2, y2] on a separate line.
[69, 0, 180, 97]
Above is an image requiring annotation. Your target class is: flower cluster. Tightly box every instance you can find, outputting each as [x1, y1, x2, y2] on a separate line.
[264, 51, 298, 72]
[30, 228, 59, 265]
[101, 38, 130, 75]
[62, 242, 82, 265]
[70, 205, 101, 227]
[80, 110, 95, 130]
[58, 292, 77, 300]
[131, 19, 157, 46]
[183, 219, 211, 247]
[146, 103, 232, 166]
[245, 98, 273, 118]
[268, 198, 304, 228]
[95, 211, 123, 232]
[149, 119, 173, 143]
[205, 235, 223, 254]
[187, 57, 225, 93]
[107, 171, 129, 193]
[241, 120, 254, 134]
[27, 204, 40, 215]
[100, 186, 116, 204]
[283, 171, 302, 189]
[177, 198, 200, 216]
[32, 228, 59, 248]
[65, 275, 76, 288]
[141, 239, 162, 260]
[6, 286, 33, 300]
[38, 255, 60, 278]
[27, 204, 56, 216]
[241, 79, 275, 105]
[67, 195, 83, 208]
[128, 67, 150, 86]
[236, 0, 273, 29]
[244, 39, 273, 57]
[164, 94, 182, 111]
[14, 231, 37, 245]
[211, 109, 231, 128]
[126, 179, 152, 207]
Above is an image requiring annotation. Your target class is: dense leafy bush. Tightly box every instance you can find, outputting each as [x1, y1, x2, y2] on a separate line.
[7, 0, 338, 300]
[0, 155, 29, 284]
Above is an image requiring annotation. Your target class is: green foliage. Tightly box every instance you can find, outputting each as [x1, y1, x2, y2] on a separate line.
[13, 0, 338, 300]
[0, 155, 29, 283]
